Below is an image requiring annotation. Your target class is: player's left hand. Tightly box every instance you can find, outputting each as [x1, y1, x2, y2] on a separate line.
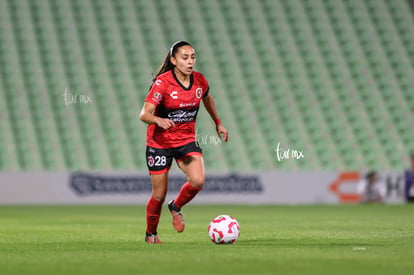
[216, 124, 228, 142]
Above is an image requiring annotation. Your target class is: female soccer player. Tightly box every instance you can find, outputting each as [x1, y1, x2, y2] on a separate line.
[139, 41, 228, 244]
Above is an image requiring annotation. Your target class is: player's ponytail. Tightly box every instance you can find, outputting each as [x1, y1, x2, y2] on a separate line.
[152, 41, 192, 82]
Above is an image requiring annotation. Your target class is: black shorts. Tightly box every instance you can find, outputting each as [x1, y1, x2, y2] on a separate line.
[146, 141, 202, 174]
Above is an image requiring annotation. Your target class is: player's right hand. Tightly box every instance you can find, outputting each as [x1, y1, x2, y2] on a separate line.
[155, 118, 175, 129]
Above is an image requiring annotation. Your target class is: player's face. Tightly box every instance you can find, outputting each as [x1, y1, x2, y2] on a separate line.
[171, 45, 196, 76]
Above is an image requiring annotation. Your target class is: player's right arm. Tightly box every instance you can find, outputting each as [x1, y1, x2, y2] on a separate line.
[140, 78, 175, 130]
[139, 102, 175, 130]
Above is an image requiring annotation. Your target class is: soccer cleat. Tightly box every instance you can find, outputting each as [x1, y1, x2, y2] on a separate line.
[168, 200, 185, 233]
[145, 232, 163, 244]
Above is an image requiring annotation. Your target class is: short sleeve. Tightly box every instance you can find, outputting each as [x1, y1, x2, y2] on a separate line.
[203, 87, 210, 98]
[201, 74, 210, 98]
[145, 79, 165, 106]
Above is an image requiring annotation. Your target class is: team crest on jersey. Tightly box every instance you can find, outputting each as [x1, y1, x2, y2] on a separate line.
[196, 88, 203, 99]
[147, 156, 155, 167]
[153, 92, 162, 101]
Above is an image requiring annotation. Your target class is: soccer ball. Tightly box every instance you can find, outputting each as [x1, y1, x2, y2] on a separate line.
[208, 215, 240, 244]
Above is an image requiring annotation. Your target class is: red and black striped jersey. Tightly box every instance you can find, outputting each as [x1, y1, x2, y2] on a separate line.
[144, 70, 209, 149]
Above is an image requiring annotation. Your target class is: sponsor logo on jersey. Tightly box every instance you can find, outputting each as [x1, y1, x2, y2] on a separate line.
[170, 91, 178, 99]
[179, 102, 197, 108]
[196, 88, 203, 99]
[168, 109, 198, 123]
[147, 156, 155, 167]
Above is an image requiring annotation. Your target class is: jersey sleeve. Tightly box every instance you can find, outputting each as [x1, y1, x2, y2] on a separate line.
[145, 78, 165, 106]
[200, 73, 210, 98]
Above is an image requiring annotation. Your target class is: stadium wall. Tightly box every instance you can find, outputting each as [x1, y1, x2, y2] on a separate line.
[0, 171, 405, 205]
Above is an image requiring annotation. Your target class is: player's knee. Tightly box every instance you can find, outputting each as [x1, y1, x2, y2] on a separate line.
[152, 192, 166, 202]
[189, 175, 205, 189]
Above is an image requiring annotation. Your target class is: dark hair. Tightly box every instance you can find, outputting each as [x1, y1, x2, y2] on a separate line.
[152, 41, 192, 82]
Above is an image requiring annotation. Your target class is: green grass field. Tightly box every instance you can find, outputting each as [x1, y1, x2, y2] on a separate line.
[0, 204, 413, 275]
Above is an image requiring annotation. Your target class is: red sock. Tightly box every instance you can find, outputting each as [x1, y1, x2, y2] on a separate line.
[146, 196, 164, 234]
[174, 181, 202, 209]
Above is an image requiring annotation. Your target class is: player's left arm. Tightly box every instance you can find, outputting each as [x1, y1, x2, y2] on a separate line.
[202, 94, 228, 142]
